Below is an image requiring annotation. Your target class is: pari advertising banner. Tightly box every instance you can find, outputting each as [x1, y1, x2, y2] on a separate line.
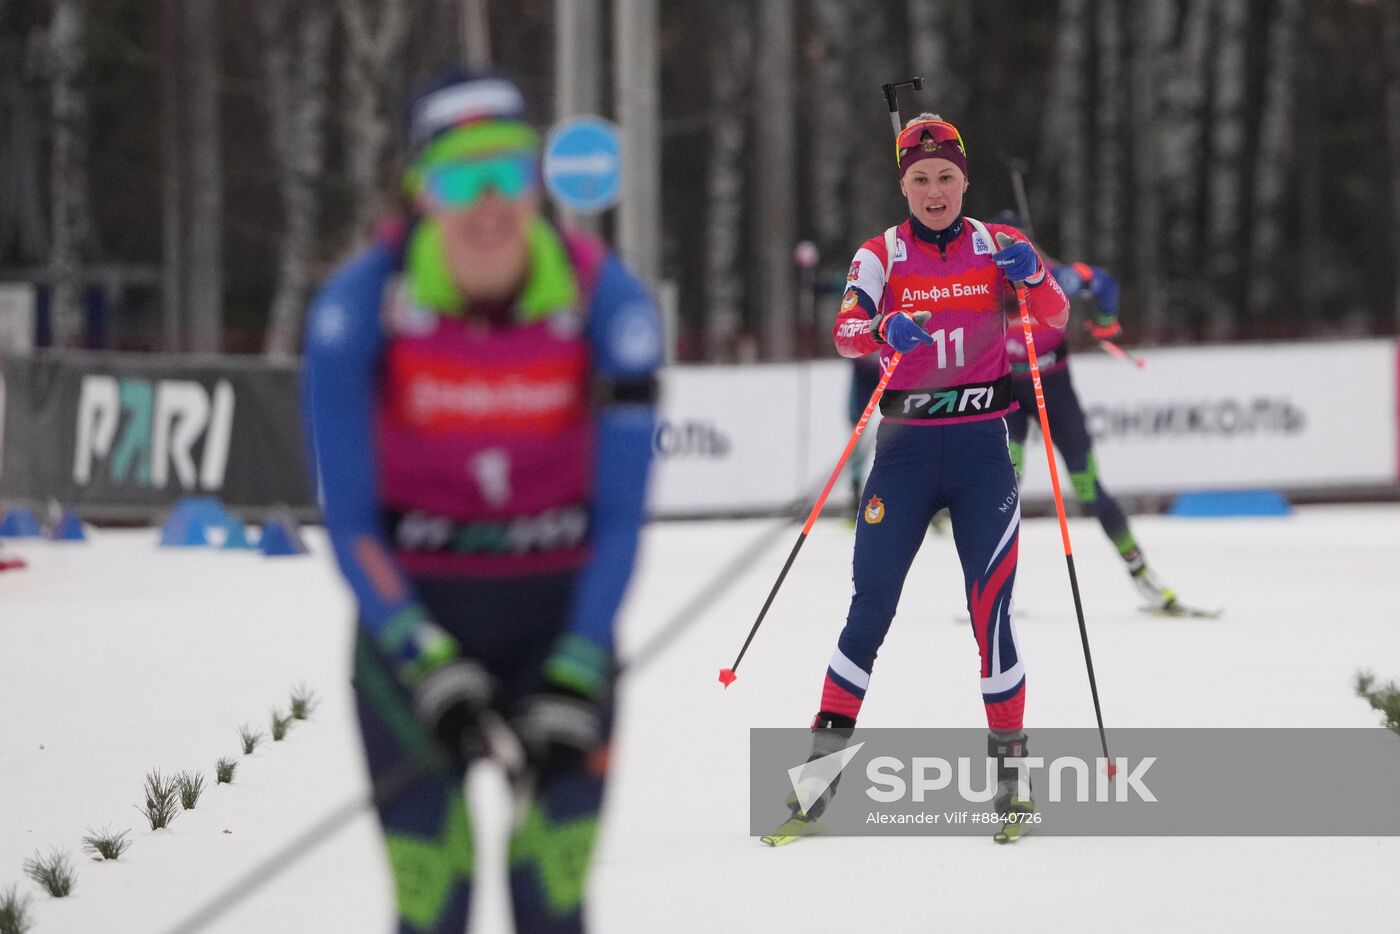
[650, 340, 1400, 515]
[0, 351, 313, 514]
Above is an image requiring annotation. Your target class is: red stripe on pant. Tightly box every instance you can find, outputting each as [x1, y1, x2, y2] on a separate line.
[985, 681, 1026, 733]
[969, 536, 1019, 678]
[819, 674, 864, 720]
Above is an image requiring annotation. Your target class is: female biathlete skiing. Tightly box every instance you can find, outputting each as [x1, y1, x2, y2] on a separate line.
[766, 114, 1069, 846]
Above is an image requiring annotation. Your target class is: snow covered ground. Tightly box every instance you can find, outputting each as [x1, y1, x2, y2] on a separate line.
[1, 505, 1397, 933]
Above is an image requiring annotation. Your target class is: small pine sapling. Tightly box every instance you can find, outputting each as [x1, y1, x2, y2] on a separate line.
[22, 850, 76, 897]
[289, 684, 318, 721]
[1355, 669, 1400, 735]
[239, 723, 264, 755]
[176, 770, 206, 809]
[0, 884, 34, 934]
[140, 769, 180, 830]
[81, 825, 131, 861]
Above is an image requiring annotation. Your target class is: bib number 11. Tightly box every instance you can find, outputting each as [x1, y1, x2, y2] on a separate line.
[931, 327, 964, 369]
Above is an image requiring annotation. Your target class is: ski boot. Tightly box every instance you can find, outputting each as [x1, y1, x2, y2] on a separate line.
[989, 730, 1035, 844]
[762, 712, 855, 846]
[1124, 550, 1178, 613]
[1124, 551, 1221, 617]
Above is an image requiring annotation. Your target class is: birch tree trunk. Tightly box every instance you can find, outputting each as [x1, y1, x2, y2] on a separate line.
[1, 23, 48, 264]
[848, 2, 893, 243]
[342, 0, 411, 238]
[1161, 0, 1210, 286]
[755, 0, 796, 360]
[47, 0, 91, 347]
[614, 0, 661, 289]
[1246, 0, 1303, 321]
[159, 0, 184, 352]
[809, 0, 853, 257]
[460, 0, 491, 69]
[260, 0, 332, 359]
[1044, 0, 1089, 259]
[1205, 0, 1249, 339]
[1131, 2, 1171, 340]
[554, 0, 602, 232]
[908, 0, 967, 120]
[1093, 0, 1124, 269]
[184, 0, 223, 353]
[703, 6, 751, 361]
[1382, 0, 1400, 330]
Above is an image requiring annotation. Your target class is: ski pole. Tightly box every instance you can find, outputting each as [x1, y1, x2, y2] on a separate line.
[1095, 338, 1146, 369]
[1003, 162, 1140, 376]
[1006, 157, 1037, 239]
[996, 231, 1115, 776]
[718, 350, 906, 687]
[621, 508, 801, 678]
[717, 73, 925, 688]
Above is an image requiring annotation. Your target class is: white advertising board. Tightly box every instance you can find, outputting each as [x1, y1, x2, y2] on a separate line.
[1015, 339, 1399, 498]
[650, 341, 1399, 516]
[0, 283, 36, 354]
[650, 360, 857, 515]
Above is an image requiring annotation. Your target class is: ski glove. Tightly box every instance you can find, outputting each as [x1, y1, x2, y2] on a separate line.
[514, 634, 612, 781]
[994, 239, 1042, 285]
[1086, 316, 1122, 340]
[514, 686, 605, 781]
[412, 656, 496, 767]
[872, 310, 934, 353]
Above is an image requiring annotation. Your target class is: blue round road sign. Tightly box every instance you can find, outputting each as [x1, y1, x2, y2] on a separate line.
[544, 116, 622, 214]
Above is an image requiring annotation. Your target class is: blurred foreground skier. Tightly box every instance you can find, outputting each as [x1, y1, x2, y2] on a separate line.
[302, 70, 661, 932]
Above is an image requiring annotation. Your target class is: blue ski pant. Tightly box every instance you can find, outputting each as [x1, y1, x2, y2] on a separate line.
[820, 417, 1027, 732]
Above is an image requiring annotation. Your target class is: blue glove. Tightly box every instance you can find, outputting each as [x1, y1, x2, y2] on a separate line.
[994, 239, 1041, 284]
[875, 311, 934, 353]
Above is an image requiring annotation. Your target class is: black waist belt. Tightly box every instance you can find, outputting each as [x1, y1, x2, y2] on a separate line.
[386, 505, 590, 556]
[880, 374, 1014, 420]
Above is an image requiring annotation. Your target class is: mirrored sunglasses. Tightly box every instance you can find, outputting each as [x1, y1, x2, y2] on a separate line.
[895, 120, 966, 162]
[425, 155, 536, 208]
